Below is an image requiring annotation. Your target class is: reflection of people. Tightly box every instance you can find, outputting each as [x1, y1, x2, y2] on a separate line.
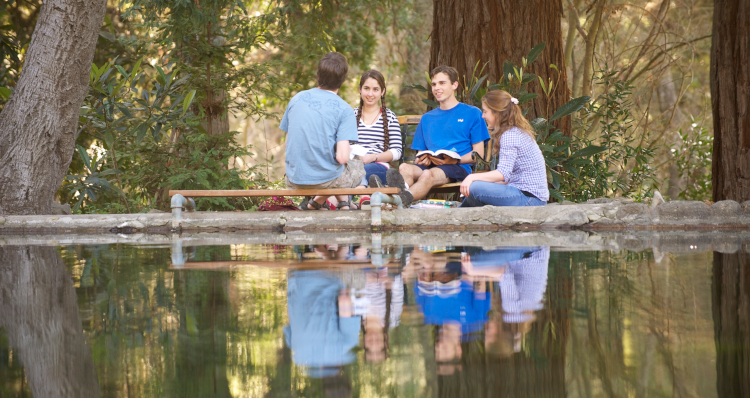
[283, 270, 360, 378]
[462, 246, 550, 357]
[408, 249, 492, 375]
[362, 268, 404, 362]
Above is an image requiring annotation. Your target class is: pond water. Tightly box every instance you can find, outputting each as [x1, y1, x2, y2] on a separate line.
[0, 238, 747, 397]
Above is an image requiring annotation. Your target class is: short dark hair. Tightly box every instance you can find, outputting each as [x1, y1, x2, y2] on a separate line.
[317, 52, 349, 90]
[430, 65, 459, 84]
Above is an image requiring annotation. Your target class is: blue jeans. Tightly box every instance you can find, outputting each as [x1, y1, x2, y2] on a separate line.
[361, 163, 389, 186]
[460, 181, 546, 207]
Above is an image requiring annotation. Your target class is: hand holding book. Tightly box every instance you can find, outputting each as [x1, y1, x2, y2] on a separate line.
[416, 149, 460, 166]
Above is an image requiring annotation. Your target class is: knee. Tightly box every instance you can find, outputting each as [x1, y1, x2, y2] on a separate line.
[418, 169, 432, 182]
[398, 163, 410, 173]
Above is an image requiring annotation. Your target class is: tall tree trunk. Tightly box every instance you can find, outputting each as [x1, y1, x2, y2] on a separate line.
[429, 0, 571, 135]
[712, 252, 750, 398]
[0, 246, 101, 397]
[711, 0, 750, 202]
[0, 0, 107, 215]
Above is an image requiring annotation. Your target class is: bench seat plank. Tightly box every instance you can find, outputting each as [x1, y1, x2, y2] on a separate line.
[169, 188, 401, 197]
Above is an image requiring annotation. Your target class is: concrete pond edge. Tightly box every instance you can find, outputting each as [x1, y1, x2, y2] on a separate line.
[1, 199, 750, 235]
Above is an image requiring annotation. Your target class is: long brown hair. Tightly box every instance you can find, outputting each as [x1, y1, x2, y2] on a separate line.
[356, 70, 390, 152]
[482, 90, 535, 156]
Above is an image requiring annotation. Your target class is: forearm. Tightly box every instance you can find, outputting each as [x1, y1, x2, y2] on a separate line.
[376, 150, 394, 162]
[470, 170, 505, 183]
[335, 141, 350, 164]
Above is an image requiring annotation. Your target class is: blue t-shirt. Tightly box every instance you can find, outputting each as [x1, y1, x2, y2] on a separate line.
[280, 88, 358, 184]
[411, 102, 490, 174]
[415, 280, 491, 338]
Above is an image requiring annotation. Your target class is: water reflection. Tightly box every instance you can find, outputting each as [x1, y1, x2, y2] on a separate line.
[712, 252, 750, 398]
[0, 246, 100, 397]
[0, 241, 731, 397]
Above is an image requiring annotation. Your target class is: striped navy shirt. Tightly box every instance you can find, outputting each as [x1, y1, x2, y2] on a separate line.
[353, 108, 403, 161]
[496, 127, 550, 202]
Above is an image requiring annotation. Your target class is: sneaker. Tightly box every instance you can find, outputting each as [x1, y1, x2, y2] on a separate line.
[369, 174, 385, 188]
[398, 190, 414, 207]
[386, 169, 407, 191]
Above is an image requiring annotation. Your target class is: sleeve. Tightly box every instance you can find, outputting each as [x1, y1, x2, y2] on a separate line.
[496, 133, 519, 181]
[279, 103, 292, 132]
[469, 107, 490, 145]
[336, 106, 359, 142]
[411, 119, 427, 151]
[387, 110, 403, 160]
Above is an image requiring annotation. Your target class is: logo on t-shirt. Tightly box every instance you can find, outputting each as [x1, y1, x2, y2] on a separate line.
[458, 119, 464, 122]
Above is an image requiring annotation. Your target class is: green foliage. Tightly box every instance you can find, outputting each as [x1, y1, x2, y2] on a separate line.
[123, 0, 284, 123]
[672, 118, 713, 200]
[562, 71, 657, 202]
[60, 58, 269, 213]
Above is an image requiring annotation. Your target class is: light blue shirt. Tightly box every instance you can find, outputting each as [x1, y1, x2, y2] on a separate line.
[411, 102, 490, 174]
[280, 88, 358, 184]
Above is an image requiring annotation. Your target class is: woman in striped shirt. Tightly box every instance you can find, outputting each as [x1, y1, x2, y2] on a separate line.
[459, 90, 549, 207]
[354, 70, 403, 187]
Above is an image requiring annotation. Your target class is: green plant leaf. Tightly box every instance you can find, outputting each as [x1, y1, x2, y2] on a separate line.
[182, 89, 196, 117]
[422, 98, 439, 108]
[549, 188, 564, 202]
[517, 93, 538, 103]
[136, 122, 148, 144]
[530, 117, 547, 132]
[526, 43, 545, 64]
[0, 87, 11, 100]
[570, 145, 607, 158]
[468, 74, 488, 103]
[549, 96, 590, 121]
[77, 145, 91, 171]
[404, 83, 428, 93]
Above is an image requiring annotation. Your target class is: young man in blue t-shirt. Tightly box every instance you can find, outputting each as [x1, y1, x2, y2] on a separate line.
[280, 52, 365, 210]
[386, 66, 490, 206]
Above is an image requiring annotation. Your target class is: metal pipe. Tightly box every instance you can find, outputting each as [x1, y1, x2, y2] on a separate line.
[171, 235, 184, 268]
[370, 233, 383, 267]
[370, 191, 403, 227]
[171, 194, 196, 230]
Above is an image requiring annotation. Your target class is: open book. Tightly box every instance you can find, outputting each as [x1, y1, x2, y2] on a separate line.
[415, 149, 461, 160]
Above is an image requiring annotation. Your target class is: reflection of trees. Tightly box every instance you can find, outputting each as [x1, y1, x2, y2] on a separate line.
[567, 251, 716, 398]
[712, 252, 750, 398]
[436, 251, 569, 398]
[0, 246, 100, 397]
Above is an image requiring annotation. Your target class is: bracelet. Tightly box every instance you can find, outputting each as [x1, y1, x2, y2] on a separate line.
[375, 154, 379, 162]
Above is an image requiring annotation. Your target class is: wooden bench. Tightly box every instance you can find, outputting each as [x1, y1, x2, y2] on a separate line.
[169, 188, 400, 198]
[396, 115, 496, 196]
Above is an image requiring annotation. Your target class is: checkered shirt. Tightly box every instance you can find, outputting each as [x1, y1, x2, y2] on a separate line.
[499, 247, 550, 323]
[495, 127, 550, 202]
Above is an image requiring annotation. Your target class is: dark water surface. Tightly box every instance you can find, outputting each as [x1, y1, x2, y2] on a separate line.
[0, 241, 748, 397]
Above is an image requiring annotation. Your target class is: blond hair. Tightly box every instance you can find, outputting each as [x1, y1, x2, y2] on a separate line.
[482, 90, 535, 157]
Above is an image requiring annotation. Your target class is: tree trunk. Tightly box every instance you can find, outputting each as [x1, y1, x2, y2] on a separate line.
[712, 252, 750, 398]
[0, 246, 101, 397]
[710, 0, 750, 202]
[429, 0, 571, 135]
[0, 0, 107, 215]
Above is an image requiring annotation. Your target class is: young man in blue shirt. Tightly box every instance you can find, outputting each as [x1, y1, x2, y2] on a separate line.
[386, 66, 490, 206]
[280, 52, 365, 210]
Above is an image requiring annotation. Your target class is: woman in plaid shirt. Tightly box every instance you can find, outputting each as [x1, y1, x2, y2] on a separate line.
[459, 90, 549, 207]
